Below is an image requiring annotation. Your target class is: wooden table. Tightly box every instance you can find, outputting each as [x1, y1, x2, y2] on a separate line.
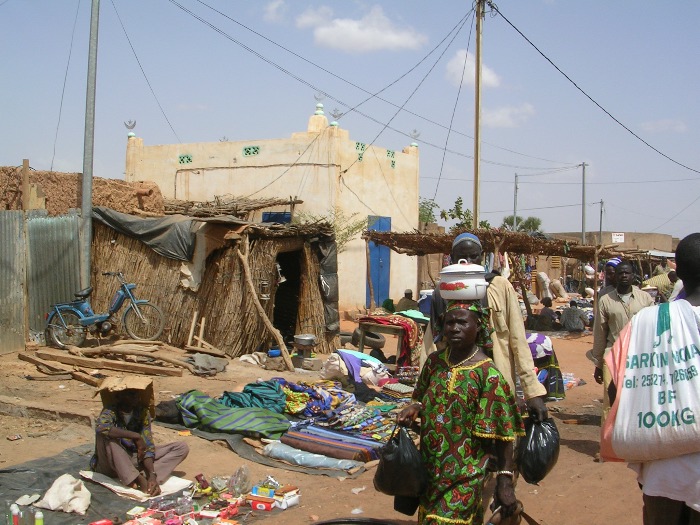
[357, 322, 405, 366]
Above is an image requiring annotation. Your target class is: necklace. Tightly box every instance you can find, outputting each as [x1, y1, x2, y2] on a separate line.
[447, 346, 480, 368]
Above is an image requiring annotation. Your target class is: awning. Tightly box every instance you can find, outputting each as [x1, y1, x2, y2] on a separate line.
[647, 250, 675, 258]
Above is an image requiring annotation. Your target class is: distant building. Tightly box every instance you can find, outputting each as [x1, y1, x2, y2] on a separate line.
[551, 231, 676, 253]
[125, 104, 420, 312]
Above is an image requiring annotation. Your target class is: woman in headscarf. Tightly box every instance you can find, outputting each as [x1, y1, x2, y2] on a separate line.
[398, 301, 525, 524]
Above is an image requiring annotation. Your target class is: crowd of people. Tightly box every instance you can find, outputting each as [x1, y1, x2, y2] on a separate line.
[394, 231, 699, 524]
[87, 230, 698, 525]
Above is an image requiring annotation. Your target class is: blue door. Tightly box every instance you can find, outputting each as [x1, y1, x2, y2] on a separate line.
[366, 216, 391, 308]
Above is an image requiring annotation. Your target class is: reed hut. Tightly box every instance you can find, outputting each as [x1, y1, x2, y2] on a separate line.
[90, 210, 339, 358]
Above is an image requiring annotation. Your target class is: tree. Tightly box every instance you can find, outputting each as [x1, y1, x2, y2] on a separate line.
[502, 214, 542, 233]
[419, 197, 440, 224]
[440, 196, 491, 230]
[293, 207, 368, 253]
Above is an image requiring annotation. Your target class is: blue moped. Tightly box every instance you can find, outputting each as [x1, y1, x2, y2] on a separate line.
[45, 271, 164, 349]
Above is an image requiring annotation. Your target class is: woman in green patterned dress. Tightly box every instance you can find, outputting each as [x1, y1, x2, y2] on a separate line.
[397, 302, 525, 524]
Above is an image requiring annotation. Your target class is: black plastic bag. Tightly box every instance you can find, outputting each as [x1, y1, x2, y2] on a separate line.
[373, 425, 427, 497]
[517, 417, 560, 485]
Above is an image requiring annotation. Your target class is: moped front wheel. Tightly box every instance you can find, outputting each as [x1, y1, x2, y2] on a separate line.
[123, 303, 165, 341]
[47, 311, 87, 349]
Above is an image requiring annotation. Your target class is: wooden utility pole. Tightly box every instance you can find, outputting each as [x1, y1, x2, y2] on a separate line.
[581, 162, 588, 244]
[473, 0, 485, 227]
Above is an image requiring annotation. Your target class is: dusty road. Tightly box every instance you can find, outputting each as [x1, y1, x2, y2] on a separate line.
[0, 327, 643, 524]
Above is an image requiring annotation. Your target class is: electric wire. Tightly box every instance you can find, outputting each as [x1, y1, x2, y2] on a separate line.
[481, 201, 600, 214]
[489, 1, 700, 175]
[432, 12, 476, 201]
[170, 0, 573, 172]
[0, 0, 13, 7]
[51, 0, 81, 172]
[650, 193, 700, 232]
[192, 0, 570, 166]
[110, 0, 181, 142]
[338, 2, 470, 180]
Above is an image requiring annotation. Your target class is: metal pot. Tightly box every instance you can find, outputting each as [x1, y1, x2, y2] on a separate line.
[294, 333, 317, 346]
[438, 261, 489, 300]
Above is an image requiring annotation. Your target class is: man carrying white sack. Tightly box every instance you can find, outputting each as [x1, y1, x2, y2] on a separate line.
[601, 233, 700, 524]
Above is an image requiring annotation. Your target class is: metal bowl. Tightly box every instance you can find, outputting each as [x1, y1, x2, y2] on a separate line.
[294, 333, 317, 346]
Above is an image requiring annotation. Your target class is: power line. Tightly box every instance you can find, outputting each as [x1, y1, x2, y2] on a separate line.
[651, 193, 700, 232]
[51, 0, 81, 172]
[481, 201, 600, 214]
[193, 0, 571, 166]
[433, 12, 475, 200]
[340, 3, 470, 177]
[170, 0, 576, 172]
[489, 1, 700, 176]
[110, 0, 181, 142]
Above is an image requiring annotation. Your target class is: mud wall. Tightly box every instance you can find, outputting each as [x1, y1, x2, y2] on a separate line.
[0, 166, 164, 216]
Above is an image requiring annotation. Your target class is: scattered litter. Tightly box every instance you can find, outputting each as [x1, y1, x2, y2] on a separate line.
[351, 508, 364, 515]
[58, 385, 66, 389]
[351, 486, 366, 494]
[582, 405, 594, 408]
[177, 430, 192, 436]
[15, 494, 40, 505]
[6, 435, 22, 441]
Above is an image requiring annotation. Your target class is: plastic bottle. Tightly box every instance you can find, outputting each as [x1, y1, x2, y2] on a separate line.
[33, 511, 43, 525]
[10, 504, 19, 525]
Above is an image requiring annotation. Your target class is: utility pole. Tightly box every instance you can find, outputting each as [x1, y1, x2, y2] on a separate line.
[598, 199, 604, 245]
[512, 173, 519, 231]
[81, 0, 100, 288]
[581, 162, 587, 245]
[472, 0, 485, 228]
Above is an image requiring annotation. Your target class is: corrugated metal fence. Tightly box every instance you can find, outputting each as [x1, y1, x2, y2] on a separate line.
[0, 212, 25, 354]
[0, 210, 81, 352]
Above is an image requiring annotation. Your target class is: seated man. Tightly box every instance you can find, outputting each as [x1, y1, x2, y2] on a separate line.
[559, 300, 590, 332]
[91, 377, 189, 496]
[539, 297, 560, 327]
[395, 289, 419, 312]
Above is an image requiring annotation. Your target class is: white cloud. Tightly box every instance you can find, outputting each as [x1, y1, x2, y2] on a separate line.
[295, 5, 427, 53]
[640, 119, 687, 133]
[446, 49, 500, 88]
[264, 0, 287, 23]
[482, 104, 535, 128]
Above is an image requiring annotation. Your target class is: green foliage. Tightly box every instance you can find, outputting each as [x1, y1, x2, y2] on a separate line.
[293, 207, 368, 254]
[419, 197, 440, 224]
[502, 214, 543, 233]
[440, 197, 491, 230]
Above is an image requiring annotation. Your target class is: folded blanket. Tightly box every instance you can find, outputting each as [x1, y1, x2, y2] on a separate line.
[280, 430, 378, 462]
[177, 390, 290, 439]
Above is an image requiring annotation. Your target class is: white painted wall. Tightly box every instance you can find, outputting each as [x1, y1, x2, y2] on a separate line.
[125, 107, 420, 312]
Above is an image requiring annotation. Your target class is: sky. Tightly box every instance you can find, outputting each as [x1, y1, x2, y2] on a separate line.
[2, 1, 699, 241]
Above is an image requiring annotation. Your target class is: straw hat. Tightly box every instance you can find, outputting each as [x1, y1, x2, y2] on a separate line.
[96, 376, 155, 417]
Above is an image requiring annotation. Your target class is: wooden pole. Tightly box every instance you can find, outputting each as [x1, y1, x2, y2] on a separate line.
[236, 240, 295, 372]
[187, 311, 198, 347]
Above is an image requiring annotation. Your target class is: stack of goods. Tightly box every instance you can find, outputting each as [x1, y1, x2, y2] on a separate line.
[379, 381, 414, 403]
[395, 365, 420, 386]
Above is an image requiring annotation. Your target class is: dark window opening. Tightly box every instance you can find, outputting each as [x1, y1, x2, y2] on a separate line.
[272, 250, 302, 346]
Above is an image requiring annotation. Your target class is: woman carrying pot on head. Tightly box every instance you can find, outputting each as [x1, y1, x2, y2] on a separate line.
[398, 301, 525, 524]
[430, 233, 548, 422]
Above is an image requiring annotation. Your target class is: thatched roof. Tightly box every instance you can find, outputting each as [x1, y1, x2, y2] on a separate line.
[164, 196, 303, 218]
[362, 228, 620, 259]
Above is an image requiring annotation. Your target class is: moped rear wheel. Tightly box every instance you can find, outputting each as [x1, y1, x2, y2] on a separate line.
[123, 303, 165, 341]
[47, 311, 87, 349]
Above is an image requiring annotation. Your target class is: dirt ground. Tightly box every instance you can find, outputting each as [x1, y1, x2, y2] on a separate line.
[0, 323, 644, 524]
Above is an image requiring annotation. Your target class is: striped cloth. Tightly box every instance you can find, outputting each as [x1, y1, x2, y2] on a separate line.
[177, 389, 290, 439]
